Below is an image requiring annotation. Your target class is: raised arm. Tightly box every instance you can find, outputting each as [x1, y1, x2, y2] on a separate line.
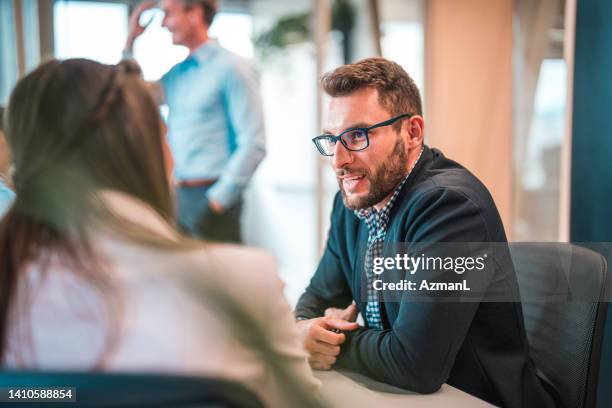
[123, 1, 156, 58]
[122, 1, 165, 105]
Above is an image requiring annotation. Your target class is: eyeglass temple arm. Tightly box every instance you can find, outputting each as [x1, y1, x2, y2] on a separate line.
[367, 113, 414, 131]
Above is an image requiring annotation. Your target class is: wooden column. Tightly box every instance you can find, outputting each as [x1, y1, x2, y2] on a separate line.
[37, 0, 54, 61]
[424, 0, 513, 236]
[12, 0, 26, 77]
[314, 0, 332, 255]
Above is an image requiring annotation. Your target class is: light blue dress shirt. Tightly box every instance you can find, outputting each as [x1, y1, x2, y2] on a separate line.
[160, 40, 266, 207]
[0, 179, 15, 216]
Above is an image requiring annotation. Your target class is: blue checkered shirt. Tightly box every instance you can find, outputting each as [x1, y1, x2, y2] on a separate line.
[355, 178, 408, 330]
[354, 148, 424, 330]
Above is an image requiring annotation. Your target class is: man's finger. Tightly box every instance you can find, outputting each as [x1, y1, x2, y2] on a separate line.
[310, 324, 346, 345]
[324, 307, 343, 318]
[305, 338, 341, 356]
[141, 15, 154, 29]
[310, 361, 331, 371]
[132, 1, 156, 26]
[324, 317, 360, 332]
[339, 303, 358, 322]
[137, 1, 157, 13]
[309, 353, 336, 366]
[309, 353, 336, 369]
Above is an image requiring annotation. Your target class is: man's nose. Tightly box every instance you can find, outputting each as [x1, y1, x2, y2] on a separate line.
[332, 140, 353, 170]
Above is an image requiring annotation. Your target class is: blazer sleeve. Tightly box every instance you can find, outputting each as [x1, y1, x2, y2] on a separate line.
[336, 187, 496, 393]
[294, 193, 354, 319]
[260, 258, 323, 406]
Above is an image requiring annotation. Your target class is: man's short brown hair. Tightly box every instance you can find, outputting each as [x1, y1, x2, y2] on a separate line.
[181, 0, 217, 27]
[321, 57, 423, 131]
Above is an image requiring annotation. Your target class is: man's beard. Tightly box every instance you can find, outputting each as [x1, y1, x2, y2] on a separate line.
[337, 137, 409, 210]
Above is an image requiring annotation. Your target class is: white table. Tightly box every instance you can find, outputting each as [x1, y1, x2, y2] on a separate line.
[316, 370, 494, 407]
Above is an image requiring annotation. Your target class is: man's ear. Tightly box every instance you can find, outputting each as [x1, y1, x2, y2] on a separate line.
[188, 6, 205, 26]
[405, 115, 425, 148]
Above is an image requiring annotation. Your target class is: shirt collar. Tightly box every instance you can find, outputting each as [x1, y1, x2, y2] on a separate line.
[353, 146, 425, 228]
[354, 175, 409, 229]
[185, 39, 219, 67]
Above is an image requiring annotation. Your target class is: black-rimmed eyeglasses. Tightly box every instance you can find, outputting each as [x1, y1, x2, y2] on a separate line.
[312, 113, 413, 157]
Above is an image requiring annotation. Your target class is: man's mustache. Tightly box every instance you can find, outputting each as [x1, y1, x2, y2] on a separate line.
[335, 167, 370, 178]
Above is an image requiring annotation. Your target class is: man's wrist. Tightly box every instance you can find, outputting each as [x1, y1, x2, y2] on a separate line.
[122, 47, 134, 60]
[122, 46, 134, 60]
[122, 35, 137, 58]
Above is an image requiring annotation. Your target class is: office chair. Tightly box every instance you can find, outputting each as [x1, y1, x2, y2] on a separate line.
[0, 371, 264, 407]
[510, 243, 608, 408]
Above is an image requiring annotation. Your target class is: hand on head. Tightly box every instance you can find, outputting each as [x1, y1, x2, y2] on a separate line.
[125, 1, 156, 50]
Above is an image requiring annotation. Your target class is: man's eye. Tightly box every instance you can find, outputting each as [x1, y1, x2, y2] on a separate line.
[345, 130, 367, 144]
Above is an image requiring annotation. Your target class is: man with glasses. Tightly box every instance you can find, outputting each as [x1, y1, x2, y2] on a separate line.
[294, 58, 557, 407]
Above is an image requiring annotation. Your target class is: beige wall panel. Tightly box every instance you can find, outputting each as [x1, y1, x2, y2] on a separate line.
[425, 0, 513, 237]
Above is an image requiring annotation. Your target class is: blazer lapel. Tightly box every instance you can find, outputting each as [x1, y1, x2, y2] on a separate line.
[352, 219, 370, 322]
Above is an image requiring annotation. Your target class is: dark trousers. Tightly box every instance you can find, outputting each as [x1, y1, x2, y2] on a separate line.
[176, 184, 242, 243]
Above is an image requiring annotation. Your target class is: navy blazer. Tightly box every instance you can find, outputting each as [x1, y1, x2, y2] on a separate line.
[295, 146, 557, 407]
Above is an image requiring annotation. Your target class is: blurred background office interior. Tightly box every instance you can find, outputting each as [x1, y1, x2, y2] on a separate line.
[1, 0, 611, 405]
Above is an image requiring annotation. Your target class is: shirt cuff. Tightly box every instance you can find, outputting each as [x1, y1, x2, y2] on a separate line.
[122, 49, 134, 60]
[206, 181, 242, 208]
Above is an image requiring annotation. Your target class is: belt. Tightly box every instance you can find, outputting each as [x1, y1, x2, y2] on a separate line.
[175, 178, 217, 188]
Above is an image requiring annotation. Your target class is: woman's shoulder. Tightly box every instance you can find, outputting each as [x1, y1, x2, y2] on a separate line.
[204, 244, 276, 270]
[175, 244, 281, 297]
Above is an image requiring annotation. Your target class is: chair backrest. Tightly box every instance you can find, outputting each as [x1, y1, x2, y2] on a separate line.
[510, 243, 608, 408]
[0, 371, 265, 408]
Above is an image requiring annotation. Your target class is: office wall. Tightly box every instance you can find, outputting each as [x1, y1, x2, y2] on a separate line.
[570, 0, 612, 406]
[424, 0, 513, 236]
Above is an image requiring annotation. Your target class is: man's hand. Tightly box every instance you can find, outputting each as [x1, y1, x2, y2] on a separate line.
[297, 317, 359, 370]
[124, 1, 156, 52]
[208, 198, 224, 214]
[324, 302, 358, 322]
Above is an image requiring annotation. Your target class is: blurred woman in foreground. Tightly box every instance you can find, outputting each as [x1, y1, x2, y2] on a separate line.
[0, 59, 320, 407]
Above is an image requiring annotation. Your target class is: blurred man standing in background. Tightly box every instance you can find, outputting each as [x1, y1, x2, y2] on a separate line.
[124, 0, 266, 242]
